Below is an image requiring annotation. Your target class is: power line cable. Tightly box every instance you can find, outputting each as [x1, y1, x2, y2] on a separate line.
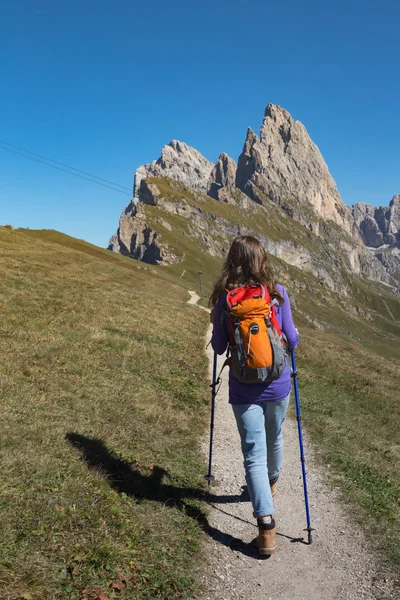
[0, 143, 132, 196]
[0, 139, 132, 192]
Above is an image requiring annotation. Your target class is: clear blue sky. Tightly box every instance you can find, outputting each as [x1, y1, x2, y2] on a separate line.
[1, 0, 399, 248]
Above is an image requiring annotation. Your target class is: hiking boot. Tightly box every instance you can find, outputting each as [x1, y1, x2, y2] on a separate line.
[269, 476, 279, 497]
[257, 516, 276, 555]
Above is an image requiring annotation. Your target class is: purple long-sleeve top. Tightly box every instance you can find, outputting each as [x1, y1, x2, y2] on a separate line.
[211, 284, 299, 404]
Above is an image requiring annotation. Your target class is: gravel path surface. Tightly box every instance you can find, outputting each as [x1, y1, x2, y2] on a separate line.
[188, 290, 201, 305]
[195, 321, 397, 599]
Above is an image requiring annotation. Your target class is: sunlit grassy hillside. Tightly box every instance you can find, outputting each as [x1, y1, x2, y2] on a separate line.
[0, 226, 210, 600]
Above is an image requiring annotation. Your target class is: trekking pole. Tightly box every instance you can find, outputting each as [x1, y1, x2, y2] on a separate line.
[204, 351, 218, 489]
[291, 349, 313, 544]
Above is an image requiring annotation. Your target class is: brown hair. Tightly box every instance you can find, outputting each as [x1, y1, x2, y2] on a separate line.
[209, 235, 283, 306]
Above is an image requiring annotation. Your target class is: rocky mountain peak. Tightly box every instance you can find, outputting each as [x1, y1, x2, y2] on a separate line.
[262, 103, 294, 131]
[390, 194, 400, 211]
[236, 103, 353, 233]
[244, 126, 260, 148]
[207, 152, 237, 200]
[235, 128, 260, 191]
[133, 140, 213, 197]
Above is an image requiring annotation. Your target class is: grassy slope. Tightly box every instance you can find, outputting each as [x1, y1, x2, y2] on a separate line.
[0, 227, 210, 600]
[297, 331, 400, 568]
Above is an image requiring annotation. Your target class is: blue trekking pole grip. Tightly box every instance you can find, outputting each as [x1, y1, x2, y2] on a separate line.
[291, 349, 313, 544]
[205, 351, 218, 488]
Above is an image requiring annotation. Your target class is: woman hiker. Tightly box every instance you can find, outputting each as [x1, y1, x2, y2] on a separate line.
[210, 235, 299, 556]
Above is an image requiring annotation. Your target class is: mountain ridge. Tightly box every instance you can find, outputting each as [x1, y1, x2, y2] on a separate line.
[109, 103, 399, 292]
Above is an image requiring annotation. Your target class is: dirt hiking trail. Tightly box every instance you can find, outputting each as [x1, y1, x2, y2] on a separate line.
[191, 307, 397, 599]
[188, 290, 201, 305]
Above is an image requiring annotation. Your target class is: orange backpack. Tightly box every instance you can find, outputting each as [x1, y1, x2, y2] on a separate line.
[225, 283, 287, 383]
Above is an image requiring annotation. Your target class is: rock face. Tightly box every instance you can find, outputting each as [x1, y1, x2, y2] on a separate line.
[352, 195, 400, 282]
[207, 152, 237, 200]
[133, 140, 213, 197]
[108, 198, 178, 265]
[352, 196, 400, 247]
[375, 246, 400, 282]
[236, 104, 353, 233]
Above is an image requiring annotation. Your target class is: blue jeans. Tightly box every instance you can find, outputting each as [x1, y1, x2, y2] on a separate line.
[232, 394, 290, 518]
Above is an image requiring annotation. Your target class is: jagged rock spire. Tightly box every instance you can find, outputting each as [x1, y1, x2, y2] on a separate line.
[207, 152, 237, 199]
[236, 104, 353, 233]
[235, 128, 260, 192]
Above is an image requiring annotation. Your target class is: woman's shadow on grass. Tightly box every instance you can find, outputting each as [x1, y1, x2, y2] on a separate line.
[65, 433, 263, 558]
[66, 433, 303, 558]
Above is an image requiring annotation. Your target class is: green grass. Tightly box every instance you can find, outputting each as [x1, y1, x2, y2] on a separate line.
[297, 330, 400, 572]
[0, 226, 211, 600]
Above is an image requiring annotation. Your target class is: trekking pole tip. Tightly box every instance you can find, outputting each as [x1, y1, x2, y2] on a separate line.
[306, 527, 313, 545]
[204, 474, 215, 491]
